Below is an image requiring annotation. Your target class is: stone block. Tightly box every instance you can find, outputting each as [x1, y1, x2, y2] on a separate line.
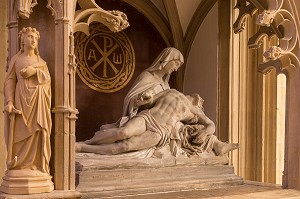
[76, 153, 243, 198]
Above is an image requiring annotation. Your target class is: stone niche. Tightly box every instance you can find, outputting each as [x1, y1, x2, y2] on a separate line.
[17, 0, 56, 181]
[0, 0, 243, 198]
[72, 1, 243, 198]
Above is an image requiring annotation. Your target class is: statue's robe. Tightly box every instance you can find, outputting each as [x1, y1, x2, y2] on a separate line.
[4, 53, 52, 174]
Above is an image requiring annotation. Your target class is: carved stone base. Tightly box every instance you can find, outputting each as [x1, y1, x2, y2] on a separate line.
[0, 170, 54, 195]
[76, 152, 243, 198]
[0, 191, 82, 199]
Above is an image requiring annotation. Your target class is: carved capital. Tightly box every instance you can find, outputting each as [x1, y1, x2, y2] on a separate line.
[52, 106, 79, 114]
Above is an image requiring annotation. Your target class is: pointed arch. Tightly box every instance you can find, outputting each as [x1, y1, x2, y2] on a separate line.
[184, 0, 218, 59]
[122, 0, 172, 46]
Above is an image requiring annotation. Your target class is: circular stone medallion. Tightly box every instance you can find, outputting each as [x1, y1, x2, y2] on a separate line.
[75, 23, 135, 93]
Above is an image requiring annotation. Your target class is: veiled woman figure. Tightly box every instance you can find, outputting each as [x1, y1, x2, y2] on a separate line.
[2, 27, 53, 194]
[86, 47, 184, 143]
[122, 47, 184, 120]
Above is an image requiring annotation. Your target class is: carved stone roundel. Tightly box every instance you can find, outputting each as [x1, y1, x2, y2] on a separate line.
[75, 23, 135, 93]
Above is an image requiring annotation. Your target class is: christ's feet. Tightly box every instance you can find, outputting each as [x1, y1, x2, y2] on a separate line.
[213, 140, 239, 156]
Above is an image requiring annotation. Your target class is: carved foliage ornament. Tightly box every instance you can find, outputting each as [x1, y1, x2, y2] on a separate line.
[234, 0, 299, 74]
[263, 46, 283, 60]
[17, 0, 62, 19]
[74, 0, 129, 35]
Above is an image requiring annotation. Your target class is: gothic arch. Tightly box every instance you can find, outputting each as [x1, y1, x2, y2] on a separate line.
[184, 0, 218, 59]
[121, 0, 172, 46]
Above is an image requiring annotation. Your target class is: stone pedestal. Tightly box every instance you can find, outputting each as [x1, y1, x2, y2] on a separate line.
[76, 152, 243, 198]
[0, 191, 82, 199]
[0, 170, 53, 195]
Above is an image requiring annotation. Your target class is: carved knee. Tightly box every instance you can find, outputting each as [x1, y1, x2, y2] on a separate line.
[117, 127, 131, 140]
[119, 141, 130, 153]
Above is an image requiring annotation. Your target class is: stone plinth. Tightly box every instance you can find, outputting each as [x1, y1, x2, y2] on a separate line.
[0, 170, 53, 195]
[0, 191, 82, 199]
[76, 151, 243, 198]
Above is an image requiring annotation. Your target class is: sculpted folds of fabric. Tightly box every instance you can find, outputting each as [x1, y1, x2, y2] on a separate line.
[4, 53, 52, 172]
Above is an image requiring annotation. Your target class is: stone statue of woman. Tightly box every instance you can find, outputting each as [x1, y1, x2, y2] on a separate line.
[122, 47, 184, 120]
[0, 27, 53, 194]
[97, 47, 184, 131]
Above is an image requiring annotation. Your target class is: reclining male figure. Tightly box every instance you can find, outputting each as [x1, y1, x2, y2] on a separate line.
[76, 89, 239, 156]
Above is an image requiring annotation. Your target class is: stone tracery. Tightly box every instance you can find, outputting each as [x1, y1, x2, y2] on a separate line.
[233, 0, 300, 188]
[18, 0, 38, 19]
[234, 0, 299, 73]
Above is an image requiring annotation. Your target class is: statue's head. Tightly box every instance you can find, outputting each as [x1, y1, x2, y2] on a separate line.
[147, 47, 184, 73]
[19, 27, 40, 55]
[186, 93, 204, 110]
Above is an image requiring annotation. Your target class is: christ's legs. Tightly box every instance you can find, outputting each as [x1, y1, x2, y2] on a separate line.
[84, 117, 147, 145]
[84, 128, 119, 145]
[76, 131, 161, 155]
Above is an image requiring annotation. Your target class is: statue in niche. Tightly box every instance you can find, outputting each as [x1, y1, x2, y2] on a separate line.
[0, 27, 53, 194]
[76, 89, 239, 157]
[76, 47, 239, 158]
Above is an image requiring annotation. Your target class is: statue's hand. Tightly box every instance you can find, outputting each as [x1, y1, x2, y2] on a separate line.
[4, 102, 21, 114]
[170, 139, 179, 157]
[140, 91, 154, 101]
[20, 66, 37, 78]
[136, 91, 154, 106]
[4, 102, 14, 114]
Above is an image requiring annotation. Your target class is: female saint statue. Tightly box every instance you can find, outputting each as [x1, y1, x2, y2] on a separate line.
[1, 27, 53, 194]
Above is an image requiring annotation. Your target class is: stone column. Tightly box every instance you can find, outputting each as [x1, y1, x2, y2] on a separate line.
[0, 0, 8, 184]
[217, 0, 230, 142]
[51, 0, 78, 191]
[7, 0, 18, 61]
[0, 0, 18, 183]
[284, 68, 300, 189]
